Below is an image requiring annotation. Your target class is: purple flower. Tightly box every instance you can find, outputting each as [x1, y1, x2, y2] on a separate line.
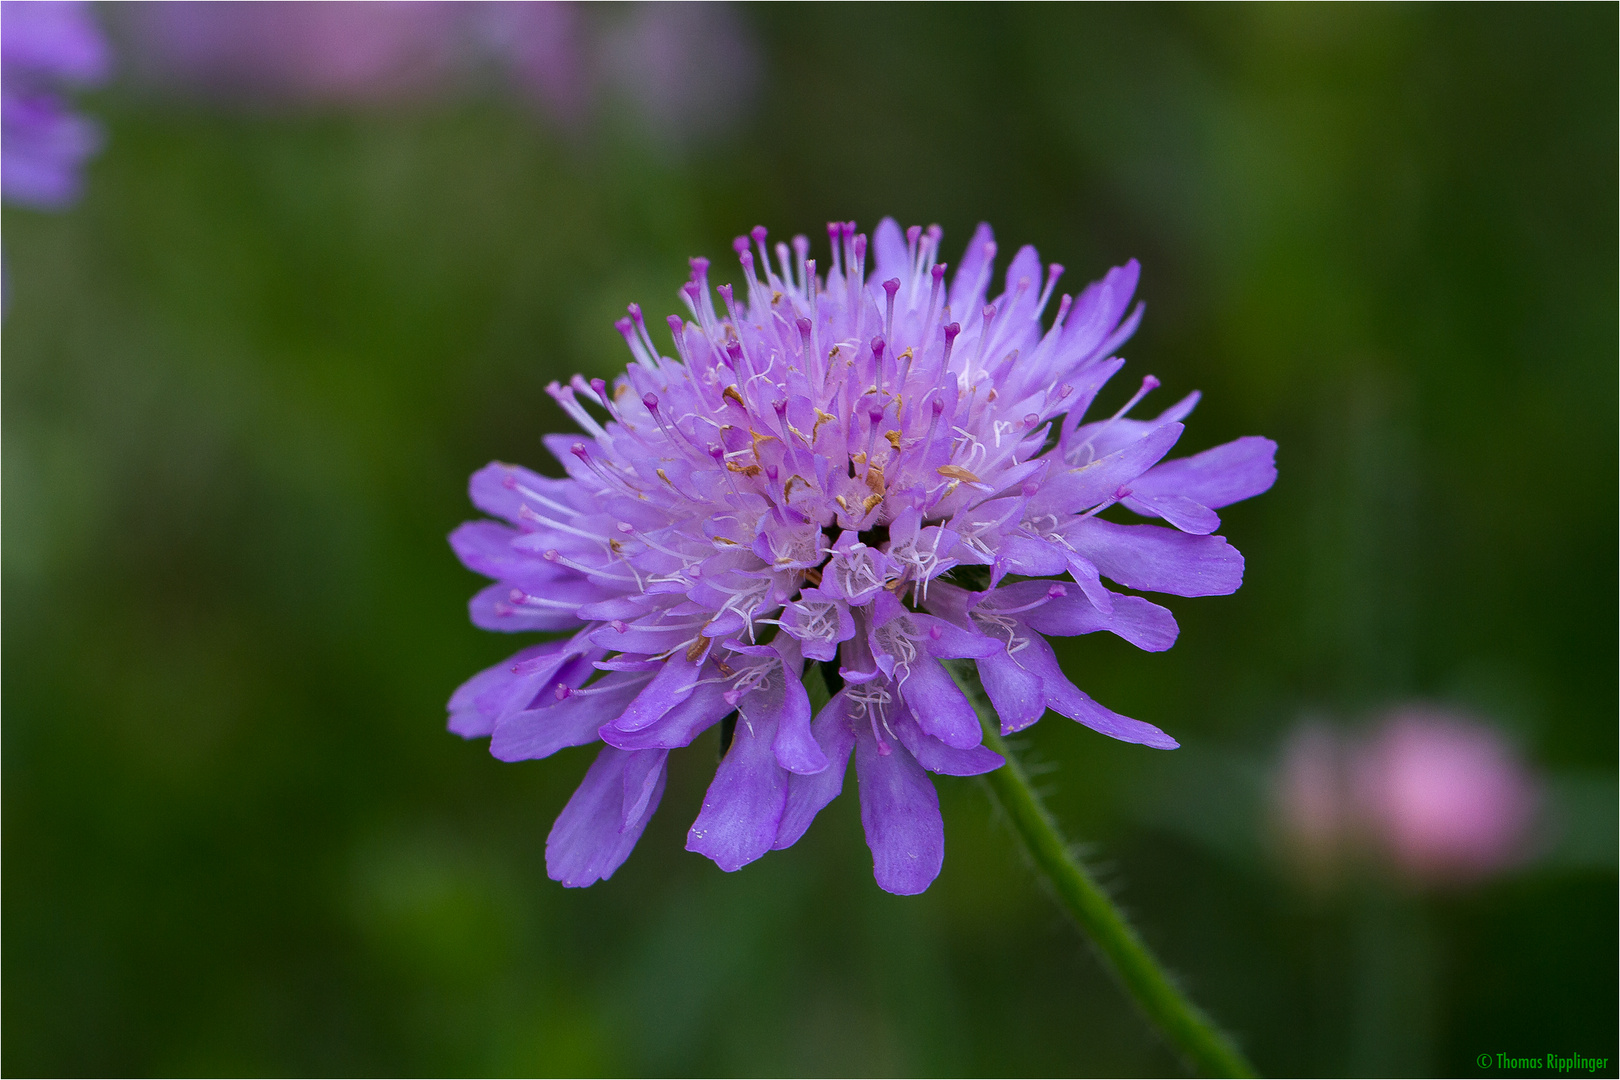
[595, 3, 759, 145]
[481, 2, 761, 143]
[450, 219, 1276, 894]
[125, 1, 462, 106]
[1, 0, 109, 208]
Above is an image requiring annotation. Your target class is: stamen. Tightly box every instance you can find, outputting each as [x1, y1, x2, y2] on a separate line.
[775, 241, 794, 292]
[796, 316, 815, 384]
[991, 583, 1069, 616]
[1108, 375, 1160, 423]
[793, 236, 811, 294]
[865, 405, 884, 467]
[1035, 263, 1064, 319]
[975, 304, 997, 369]
[921, 394, 947, 461]
[924, 262, 946, 333]
[628, 303, 660, 367]
[850, 231, 867, 330]
[499, 589, 583, 613]
[941, 321, 961, 372]
[541, 548, 638, 583]
[517, 503, 611, 544]
[1078, 485, 1133, 520]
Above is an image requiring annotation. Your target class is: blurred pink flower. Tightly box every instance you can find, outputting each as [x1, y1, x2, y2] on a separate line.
[127, 2, 464, 105]
[1275, 707, 1539, 885]
[1356, 709, 1539, 881]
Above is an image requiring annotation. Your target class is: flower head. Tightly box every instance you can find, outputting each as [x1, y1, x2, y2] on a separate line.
[1, 0, 109, 208]
[1275, 709, 1540, 884]
[451, 219, 1276, 894]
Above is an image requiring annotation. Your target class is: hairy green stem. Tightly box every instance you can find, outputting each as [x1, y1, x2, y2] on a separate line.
[970, 688, 1258, 1077]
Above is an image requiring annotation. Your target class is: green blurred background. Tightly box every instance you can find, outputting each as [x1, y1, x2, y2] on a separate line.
[4, 4, 1616, 1076]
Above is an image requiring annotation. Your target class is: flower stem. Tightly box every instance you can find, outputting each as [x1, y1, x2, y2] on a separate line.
[972, 699, 1258, 1077]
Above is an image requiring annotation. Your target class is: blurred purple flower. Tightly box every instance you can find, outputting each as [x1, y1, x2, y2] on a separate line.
[1276, 708, 1540, 884]
[126, 1, 462, 106]
[119, 2, 759, 140]
[472, 1, 591, 123]
[1, 0, 109, 208]
[449, 219, 1275, 893]
[481, 2, 759, 142]
[597, 3, 758, 144]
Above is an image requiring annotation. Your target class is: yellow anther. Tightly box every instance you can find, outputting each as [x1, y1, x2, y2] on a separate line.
[811, 408, 836, 443]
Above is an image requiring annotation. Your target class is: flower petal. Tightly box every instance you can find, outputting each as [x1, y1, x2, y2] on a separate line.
[761, 643, 825, 775]
[600, 678, 732, 751]
[686, 709, 788, 872]
[856, 731, 944, 895]
[1068, 519, 1244, 597]
[1120, 491, 1221, 535]
[974, 647, 1047, 735]
[490, 671, 647, 762]
[774, 692, 858, 850]
[997, 583, 1180, 653]
[469, 461, 576, 525]
[948, 221, 997, 314]
[1132, 435, 1277, 509]
[994, 534, 1070, 579]
[613, 652, 703, 732]
[870, 217, 909, 280]
[1063, 553, 1116, 613]
[622, 749, 669, 828]
[546, 745, 665, 887]
[896, 655, 983, 750]
[1040, 421, 1183, 511]
[469, 580, 605, 632]
[447, 642, 564, 739]
[449, 520, 553, 583]
[913, 614, 1002, 661]
[1018, 643, 1179, 749]
[895, 710, 1003, 776]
